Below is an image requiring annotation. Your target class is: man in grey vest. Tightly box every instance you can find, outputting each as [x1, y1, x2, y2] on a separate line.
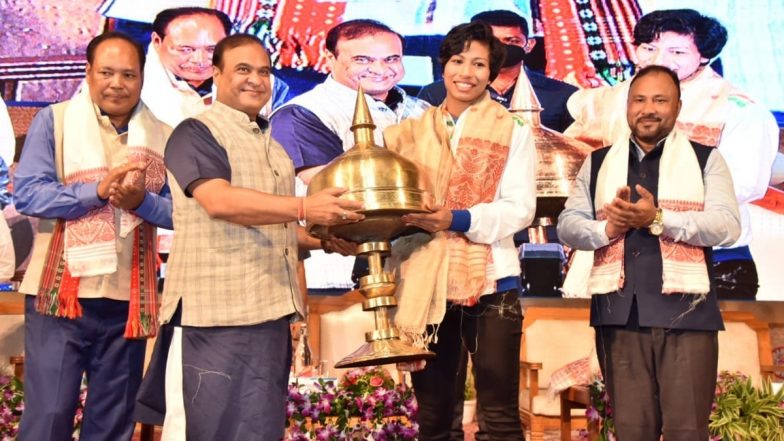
[557, 65, 740, 441]
[146, 34, 364, 440]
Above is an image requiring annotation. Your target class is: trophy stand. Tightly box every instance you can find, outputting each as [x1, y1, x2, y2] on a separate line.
[334, 241, 433, 368]
[308, 88, 434, 368]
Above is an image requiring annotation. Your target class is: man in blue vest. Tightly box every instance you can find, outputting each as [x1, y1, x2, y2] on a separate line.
[557, 65, 740, 441]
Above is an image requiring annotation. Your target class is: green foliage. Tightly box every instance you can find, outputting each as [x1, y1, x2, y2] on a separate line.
[709, 371, 784, 441]
[464, 362, 476, 401]
[587, 371, 784, 441]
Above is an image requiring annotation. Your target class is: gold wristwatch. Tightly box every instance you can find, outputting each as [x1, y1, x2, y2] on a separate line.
[649, 208, 663, 236]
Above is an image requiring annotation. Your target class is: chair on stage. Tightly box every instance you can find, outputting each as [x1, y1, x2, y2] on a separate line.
[518, 306, 594, 441]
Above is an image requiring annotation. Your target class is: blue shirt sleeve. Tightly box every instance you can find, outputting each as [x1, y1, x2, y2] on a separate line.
[0, 157, 11, 208]
[270, 105, 343, 172]
[133, 182, 173, 229]
[14, 106, 107, 219]
[164, 118, 231, 197]
[449, 210, 471, 232]
[271, 75, 291, 110]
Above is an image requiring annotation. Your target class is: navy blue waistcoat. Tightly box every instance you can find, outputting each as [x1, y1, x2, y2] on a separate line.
[587, 140, 724, 331]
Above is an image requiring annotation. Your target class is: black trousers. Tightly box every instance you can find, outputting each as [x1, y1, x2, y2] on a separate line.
[449, 348, 490, 441]
[412, 290, 524, 441]
[595, 319, 718, 441]
[181, 318, 292, 441]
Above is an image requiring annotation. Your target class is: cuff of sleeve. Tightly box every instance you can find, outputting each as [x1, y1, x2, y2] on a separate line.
[596, 220, 611, 247]
[449, 210, 471, 232]
[133, 192, 155, 218]
[80, 182, 107, 209]
[661, 209, 680, 238]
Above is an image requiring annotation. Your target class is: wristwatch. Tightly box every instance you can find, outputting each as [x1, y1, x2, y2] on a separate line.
[649, 208, 664, 236]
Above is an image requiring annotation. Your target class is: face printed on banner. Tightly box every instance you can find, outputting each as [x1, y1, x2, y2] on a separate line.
[86, 38, 143, 125]
[152, 13, 227, 87]
[442, 40, 492, 117]
[635, 31, 708, 81]
[214, 43, 272, 119]
[627, 71, 682, 149]
[328, 32, 405, 101]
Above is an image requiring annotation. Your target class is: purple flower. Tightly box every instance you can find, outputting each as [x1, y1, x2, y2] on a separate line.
[286, 400, 297, 418]
[361, 405, 375, 421]
[316, 424, 343, 440]
[284, 367, 419, 440]
[315, 400, 331, 415]
[401, 423, 418, 440]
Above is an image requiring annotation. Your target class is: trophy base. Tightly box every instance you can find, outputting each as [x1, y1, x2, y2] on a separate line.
[334, 338, 435, 368]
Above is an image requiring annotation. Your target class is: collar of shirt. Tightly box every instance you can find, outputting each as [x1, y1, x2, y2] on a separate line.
[211, 100, 270, 132]
[383, 87, 405, 111]
[323, 75, 405, 114]
[629, 136, 666, 162]
[97, 104, 133, 135]
[488, 83, 516, 107]
[174, 76, 214, 97]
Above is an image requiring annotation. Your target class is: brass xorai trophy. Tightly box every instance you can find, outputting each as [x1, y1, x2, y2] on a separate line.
[507, 66, 593, 243]
[306, 88, 435, 368]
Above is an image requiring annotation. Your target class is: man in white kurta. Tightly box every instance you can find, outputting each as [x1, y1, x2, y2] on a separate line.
[565, 9, 779, 300]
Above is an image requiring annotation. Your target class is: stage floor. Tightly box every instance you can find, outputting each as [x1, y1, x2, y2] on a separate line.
[131, 424, 585, 440]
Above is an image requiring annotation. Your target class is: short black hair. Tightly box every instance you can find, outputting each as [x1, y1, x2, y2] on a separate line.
[86, 31, 146, 70]
[439, 22, 506, 82]
[212, 34, 268, 69]
[634, 9, 727, 61]
[629, 65, 681, 100]
[325, 19, 404, 56]
[470, 10, 529, 37]
[152, 7, 232, 38]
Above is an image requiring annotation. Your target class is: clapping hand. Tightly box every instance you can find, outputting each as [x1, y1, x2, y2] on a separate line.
[602, 184, 657, 238]
[108, 161, 149, 210]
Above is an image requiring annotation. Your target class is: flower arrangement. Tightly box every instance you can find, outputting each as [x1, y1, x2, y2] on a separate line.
[582, 371, 784, 441]
[0, 375, 23, 440]
[285, 366, 418, 440]
[581, 377, 615, 441]
[0, 373, 87, 441]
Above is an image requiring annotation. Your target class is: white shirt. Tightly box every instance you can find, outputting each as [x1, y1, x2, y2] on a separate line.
[447, 110, 537, 287]
[0, 97, 15, 166]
